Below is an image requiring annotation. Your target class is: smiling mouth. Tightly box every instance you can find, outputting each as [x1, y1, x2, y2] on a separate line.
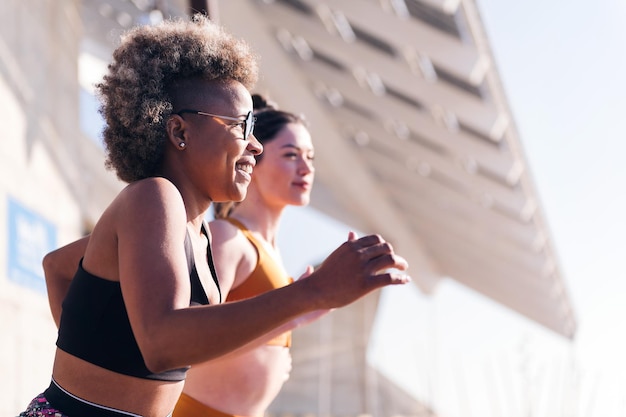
[236, 163, 254, 175]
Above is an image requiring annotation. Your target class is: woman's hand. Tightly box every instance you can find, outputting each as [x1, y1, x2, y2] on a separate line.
[301, 231, 410, 311]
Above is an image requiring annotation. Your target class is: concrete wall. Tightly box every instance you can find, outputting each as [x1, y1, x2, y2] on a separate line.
[0, 1, 120, 414]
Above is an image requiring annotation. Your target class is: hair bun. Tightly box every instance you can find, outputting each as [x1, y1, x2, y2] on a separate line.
[252, 93, 278, 111]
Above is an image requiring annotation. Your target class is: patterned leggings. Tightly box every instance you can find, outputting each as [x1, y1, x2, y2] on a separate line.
[17, 392, 69, 417]
[17, 378, 147, 417]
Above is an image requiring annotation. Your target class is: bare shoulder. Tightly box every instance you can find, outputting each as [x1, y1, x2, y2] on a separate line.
[208, 218, 257, 294]
[86, 178, 187, 279]
[208, 218, 253, 260]
[112, 178, 186, 227]
[208, 218, 241, 241]
[119, 178, 183, 207]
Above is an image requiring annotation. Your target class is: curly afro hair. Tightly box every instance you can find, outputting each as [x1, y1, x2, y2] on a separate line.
[96, 15, 259, 183]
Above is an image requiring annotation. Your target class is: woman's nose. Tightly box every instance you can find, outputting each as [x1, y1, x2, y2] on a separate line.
[247, 133, 263, 156]
[298, 157, 314, 174]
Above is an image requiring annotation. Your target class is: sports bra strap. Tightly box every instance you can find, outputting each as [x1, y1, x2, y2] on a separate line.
[203, 221, 222, 303]
[183, 230, 195, 273]
[184, 222, 221, 304]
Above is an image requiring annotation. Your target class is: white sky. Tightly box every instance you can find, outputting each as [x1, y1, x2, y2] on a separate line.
[280, 1, 626, 416]
[475, 0, 626, 383]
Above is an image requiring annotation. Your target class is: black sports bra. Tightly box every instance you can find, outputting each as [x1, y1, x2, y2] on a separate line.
[56, 224, 220, 381]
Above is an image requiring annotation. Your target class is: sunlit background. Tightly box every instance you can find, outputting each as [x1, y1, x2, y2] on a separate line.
[1, 1, 625, 417]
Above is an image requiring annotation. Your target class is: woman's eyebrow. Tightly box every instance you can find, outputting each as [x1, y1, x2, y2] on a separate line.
[280, 144, 314, 152]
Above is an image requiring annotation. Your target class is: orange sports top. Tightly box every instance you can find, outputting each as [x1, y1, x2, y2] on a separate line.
[224, 217, 293, 347]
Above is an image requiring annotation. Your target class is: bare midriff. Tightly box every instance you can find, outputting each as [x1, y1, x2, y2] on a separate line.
[52, 348, 184, 417]
[182, 344, 292, 417]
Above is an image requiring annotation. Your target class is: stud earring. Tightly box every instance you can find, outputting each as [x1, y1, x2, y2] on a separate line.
[178, 142, 186, 149]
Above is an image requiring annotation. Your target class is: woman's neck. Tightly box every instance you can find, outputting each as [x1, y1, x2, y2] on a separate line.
[230, 201, 284, 248]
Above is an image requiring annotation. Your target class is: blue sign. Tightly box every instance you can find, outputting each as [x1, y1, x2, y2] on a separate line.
[7, 197, 57, 293]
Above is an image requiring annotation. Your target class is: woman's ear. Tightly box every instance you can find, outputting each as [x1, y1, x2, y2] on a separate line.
[166, 115, 187, 150]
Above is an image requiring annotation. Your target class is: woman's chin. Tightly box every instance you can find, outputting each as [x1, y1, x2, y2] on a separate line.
[293, 196, 311, 207]
[232, 186, 249, 202]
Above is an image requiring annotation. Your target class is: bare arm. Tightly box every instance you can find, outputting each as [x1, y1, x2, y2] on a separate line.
[43, 235, 90, 327]
[206, 220, 334, 358]
[134, 230, 409, 373]
[90, 178, 410, 373]
[254, 265, 333, 336]
[203, 264, 332, 361]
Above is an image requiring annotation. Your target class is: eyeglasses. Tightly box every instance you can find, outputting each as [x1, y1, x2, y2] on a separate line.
[176, 109, 256, 140]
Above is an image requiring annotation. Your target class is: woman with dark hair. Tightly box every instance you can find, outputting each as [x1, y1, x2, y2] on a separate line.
[18, 16, 410, 417]
[175, 94, 321, 417]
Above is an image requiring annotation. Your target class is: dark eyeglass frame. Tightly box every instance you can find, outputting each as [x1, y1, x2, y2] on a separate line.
[176, 109, 256, 140]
